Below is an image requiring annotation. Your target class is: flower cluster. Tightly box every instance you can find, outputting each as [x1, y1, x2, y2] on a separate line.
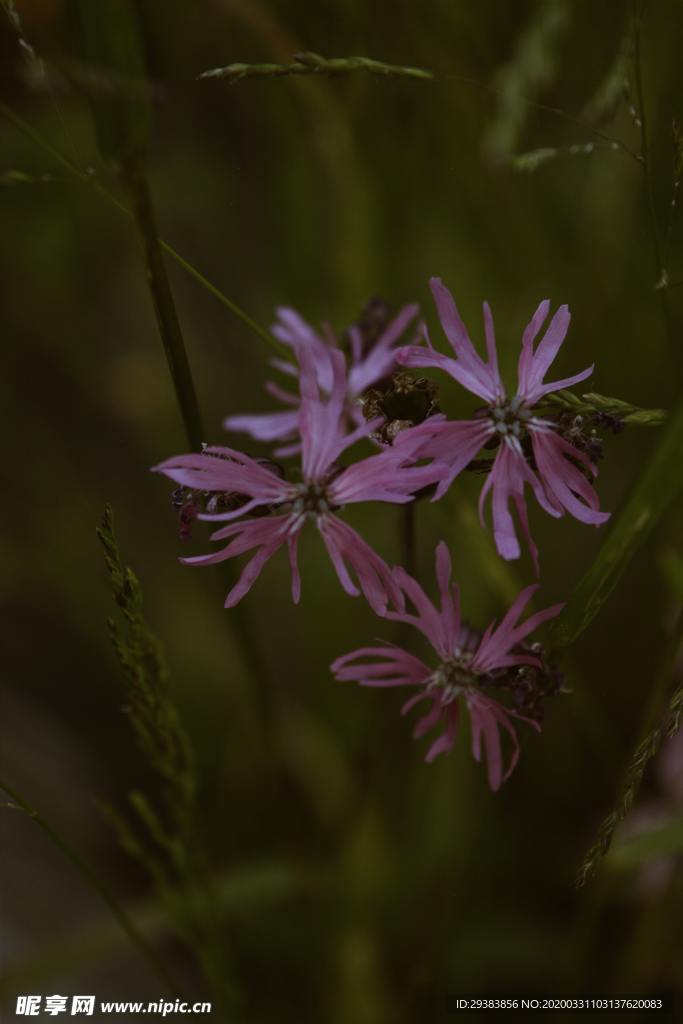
[153, 278, 622, 788]
[332, 543, 563, 789]
[393, 278, 611, 570]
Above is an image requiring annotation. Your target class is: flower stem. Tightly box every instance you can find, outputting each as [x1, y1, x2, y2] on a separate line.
[0, 778, 179, 996]
[119, 157, 204, 450]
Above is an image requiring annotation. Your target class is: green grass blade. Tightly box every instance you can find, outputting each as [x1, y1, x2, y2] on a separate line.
[548, 398, 683, 649]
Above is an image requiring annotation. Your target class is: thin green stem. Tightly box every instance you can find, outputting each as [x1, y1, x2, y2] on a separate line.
[0, 778, 179, 995]
[0, 101, 285, 359]
[120, 157, 204, 450]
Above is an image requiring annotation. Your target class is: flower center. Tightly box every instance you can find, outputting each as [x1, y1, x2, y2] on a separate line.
[290, 482, 331, 519]
[427, 651, 478, 704]
[487, 395, 532, 438]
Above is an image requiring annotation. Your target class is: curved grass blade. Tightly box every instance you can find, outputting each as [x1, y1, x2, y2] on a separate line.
[548, 397, 683, 650]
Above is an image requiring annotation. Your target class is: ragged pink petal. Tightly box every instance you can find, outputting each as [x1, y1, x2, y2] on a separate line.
[472, 584, 562, 673]
[331, 644, 431, 687]
[318, 514, 404, 615]
[222, 409, 300, 443]
[478, 439, 561, 568]
[427, 278, 505, 402]
[531, 429, 611, 526]
[408, 418, 494, 500]
[425, 703, 460, 762]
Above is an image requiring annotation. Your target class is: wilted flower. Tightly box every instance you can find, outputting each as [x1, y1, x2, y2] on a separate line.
[396, 278, 610, 569]
[153, 346, 441, 613]
[224, 300, 422, 455]
[331, 542, 563, 789]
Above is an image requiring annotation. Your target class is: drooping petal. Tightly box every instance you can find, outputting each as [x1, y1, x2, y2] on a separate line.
[425, 703, 460, 762]
[469, 699, 504, 790]
[467, 694, 536, 791]
[531, 428, 611, 526]
[222, 537, 286, 608]
[318, 514, 404, 614]
[287, 531, 302, 603]
[414, 699, 446, 739]
[178, 514, 294, 606]
[478, 438, 561, 567]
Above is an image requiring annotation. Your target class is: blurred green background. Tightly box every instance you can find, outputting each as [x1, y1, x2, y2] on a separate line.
[1, 0, 682, 1020]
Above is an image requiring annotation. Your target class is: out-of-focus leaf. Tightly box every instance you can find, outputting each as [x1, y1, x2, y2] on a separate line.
[608, 816, 683, 868]
[659, 548, 683, 600]
[549, 398, 683, 649]
[71, 0, 150, 163]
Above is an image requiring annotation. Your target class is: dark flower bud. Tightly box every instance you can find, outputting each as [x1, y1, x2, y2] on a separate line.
[360, 371, 440, 445]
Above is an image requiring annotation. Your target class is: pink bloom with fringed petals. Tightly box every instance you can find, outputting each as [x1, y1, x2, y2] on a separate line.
[331, 542, 563, 790]
[224, 304, 422, 455]
[153, 346, 442, 613]
[395, 278, 610, 571]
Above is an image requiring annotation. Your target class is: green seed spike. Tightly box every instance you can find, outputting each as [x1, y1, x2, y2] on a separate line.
[199, 51, 434, 84]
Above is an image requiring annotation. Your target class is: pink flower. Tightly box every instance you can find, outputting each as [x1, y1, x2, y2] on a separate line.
[224, 303, 421, 456]
[153, 346, 441, 613]
[395, 278, 610, 570]
[331, 542, 563, 790]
